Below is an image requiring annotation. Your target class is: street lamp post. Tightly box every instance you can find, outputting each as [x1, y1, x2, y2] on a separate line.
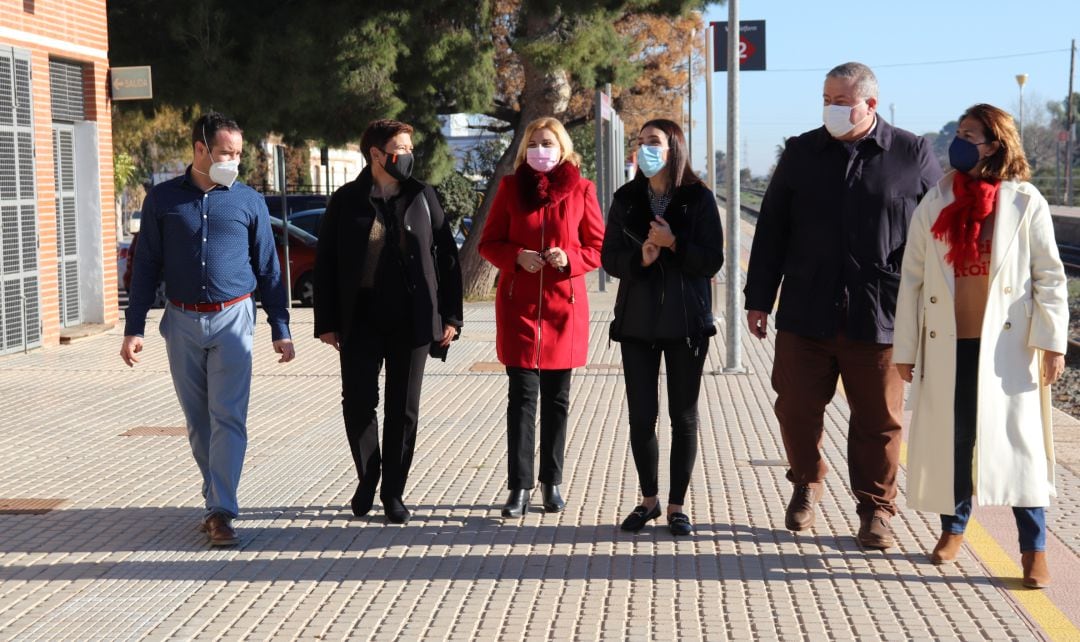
[1016, 73, 1028, 145]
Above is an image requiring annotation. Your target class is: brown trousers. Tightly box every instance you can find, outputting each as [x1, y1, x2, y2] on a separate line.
[771, 330, 904, 516]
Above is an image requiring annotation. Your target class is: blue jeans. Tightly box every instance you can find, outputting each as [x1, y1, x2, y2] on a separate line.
[160, 300, 254, 519]
[941, 339, 1046, 552]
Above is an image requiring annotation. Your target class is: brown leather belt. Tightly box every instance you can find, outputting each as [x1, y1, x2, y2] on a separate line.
[169, 293, 251, 313]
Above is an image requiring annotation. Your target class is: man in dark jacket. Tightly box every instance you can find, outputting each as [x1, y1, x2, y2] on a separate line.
[314, 119, 463, 525]
[744, 62, 943, 549]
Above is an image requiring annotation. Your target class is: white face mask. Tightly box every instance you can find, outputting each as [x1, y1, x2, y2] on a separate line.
[823, 103, 868, 138]
[208, 159, 240, 188]
[200, 124, 240, 188]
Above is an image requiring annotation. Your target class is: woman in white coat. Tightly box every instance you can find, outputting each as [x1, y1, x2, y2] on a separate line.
[893, 103, 1068, 589]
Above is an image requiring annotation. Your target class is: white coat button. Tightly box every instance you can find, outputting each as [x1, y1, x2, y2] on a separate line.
[929, 331, 936, 338]
[1004, 286, 1012, 294]
[1004, 321, 1012, 330]
[930, 296, 937, 303]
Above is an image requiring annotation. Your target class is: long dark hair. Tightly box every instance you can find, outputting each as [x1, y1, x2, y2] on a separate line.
[636, 118, 703, 189]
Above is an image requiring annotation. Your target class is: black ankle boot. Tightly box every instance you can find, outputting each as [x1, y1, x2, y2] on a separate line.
[350, 479, 377, 517]
[501, 489, 530, 518]
[540, 483, 565, 513]
[383, 497, 410, 524]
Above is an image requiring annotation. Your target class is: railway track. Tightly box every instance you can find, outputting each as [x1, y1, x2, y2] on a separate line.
[1060, 242, 1080, 273]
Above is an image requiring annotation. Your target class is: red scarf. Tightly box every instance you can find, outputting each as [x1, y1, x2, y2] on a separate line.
[931, 172, 999, 266]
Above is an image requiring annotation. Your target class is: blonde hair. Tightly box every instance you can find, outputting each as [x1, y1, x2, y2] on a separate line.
[513, 117, 581, 169]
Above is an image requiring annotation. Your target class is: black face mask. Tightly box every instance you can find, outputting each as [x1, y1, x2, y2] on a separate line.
[382, 151, 414, 181]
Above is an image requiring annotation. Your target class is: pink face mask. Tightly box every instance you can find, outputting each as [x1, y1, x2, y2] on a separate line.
[526, 146, 560, 173]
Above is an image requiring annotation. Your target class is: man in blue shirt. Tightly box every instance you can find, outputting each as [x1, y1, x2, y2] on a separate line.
[121, 112, 295, 546]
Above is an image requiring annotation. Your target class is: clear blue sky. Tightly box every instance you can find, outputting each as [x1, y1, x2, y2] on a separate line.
[689, 0, 1080, 177]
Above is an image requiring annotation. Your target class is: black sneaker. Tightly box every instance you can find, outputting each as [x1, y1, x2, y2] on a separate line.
[620, 503, 661, 531]
[667, 512, 693, 536]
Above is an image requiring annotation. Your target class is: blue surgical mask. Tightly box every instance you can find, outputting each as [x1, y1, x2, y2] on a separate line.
[948, 137, 981, 173]
[638, 145, 667, 178]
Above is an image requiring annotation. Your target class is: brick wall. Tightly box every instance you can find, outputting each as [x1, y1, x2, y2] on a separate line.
[2, 0, 116, 347]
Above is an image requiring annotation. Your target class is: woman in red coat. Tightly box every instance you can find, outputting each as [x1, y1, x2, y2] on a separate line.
[479, 116, 605, 518]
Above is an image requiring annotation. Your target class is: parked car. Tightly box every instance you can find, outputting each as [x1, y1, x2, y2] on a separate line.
[117, 238, 131, 289]
[123, 218, 317, 307]
[454, 216, 473, 248]
[277, 207, 324, 238]
[120, 233, 167, 307]
[127, 209, 142, 234]
[269, 218, 318, 307]
[263, 194, 327, 219]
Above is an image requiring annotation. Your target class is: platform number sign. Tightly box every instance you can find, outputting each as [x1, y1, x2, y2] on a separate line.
[713, 20, 766, 72]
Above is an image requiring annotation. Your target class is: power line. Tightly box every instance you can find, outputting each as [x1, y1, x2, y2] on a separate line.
[769, 48, 1071, 73]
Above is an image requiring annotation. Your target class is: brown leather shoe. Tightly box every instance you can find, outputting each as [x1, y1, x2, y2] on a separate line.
[929, 532, 964, 564]
[201, 513, 239, 547]
[857, 512, 895, 549]
[784, 483, 823, 531]
[1021, 551, 1050, 588]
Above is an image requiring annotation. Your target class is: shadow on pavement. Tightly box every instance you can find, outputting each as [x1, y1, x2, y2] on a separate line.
[0, 505, 1002, 588]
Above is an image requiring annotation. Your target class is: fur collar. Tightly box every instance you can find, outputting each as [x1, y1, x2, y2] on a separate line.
[514, 161, 580, 211]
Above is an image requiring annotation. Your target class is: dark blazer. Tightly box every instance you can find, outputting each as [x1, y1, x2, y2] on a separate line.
[743, 118, 943, 343]
[601, 176, 724, 345]
[313, 167, 463, 358]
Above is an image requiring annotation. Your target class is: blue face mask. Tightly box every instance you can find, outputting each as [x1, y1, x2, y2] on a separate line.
[638, 145, 667, 178]
[948, 137, 981, 173]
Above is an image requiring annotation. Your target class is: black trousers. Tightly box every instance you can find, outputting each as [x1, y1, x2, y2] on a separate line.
[621, 339, 707, 505]
[505, 367, 572, 490]
[339, 329, 428, 501]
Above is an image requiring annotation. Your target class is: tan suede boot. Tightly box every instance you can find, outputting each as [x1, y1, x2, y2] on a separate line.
[929, 532, 964, 565]
[1021, 551, 1050, 589]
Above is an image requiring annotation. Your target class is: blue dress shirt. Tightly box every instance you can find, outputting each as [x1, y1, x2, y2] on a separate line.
[124, 168, 291, 341]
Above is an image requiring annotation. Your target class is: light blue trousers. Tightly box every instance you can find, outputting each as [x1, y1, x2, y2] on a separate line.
[160, 300, 254, 519]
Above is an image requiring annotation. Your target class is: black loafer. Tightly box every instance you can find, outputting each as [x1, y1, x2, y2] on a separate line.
[620, 503, 661, 531]
[501, 489, 530, 518]
[540, 483, 566, 513]
[383, 497, 411, 524]
[667, 512, 693, 536]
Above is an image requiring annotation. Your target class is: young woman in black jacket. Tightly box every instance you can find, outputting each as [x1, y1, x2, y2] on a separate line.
[600, 119, 724, 535]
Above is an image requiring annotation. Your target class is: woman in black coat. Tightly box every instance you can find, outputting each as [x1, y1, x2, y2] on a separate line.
[314, 119, 463, 525]
[601, 118, 724, 536]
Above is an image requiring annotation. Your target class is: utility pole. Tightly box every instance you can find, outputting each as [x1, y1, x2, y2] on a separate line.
[1016, 73, 1028, 146]
[723, 0, 744, 374]
[687, 28, 694, 162]
[705, 27, 714, 194]
[1067, 39, 1076, 206]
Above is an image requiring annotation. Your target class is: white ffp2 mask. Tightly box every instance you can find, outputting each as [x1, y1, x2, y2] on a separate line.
[208, 160, 240, 188]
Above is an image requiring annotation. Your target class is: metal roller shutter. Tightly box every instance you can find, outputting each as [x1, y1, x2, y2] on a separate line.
[48, 59, 85, 328]
[0, 48, 41, 355]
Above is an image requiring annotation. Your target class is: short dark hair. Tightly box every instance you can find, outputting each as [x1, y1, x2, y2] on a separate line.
[192, 111, 242, 152]
[637, 118, 703, 189]
[360, 119, 414, 164]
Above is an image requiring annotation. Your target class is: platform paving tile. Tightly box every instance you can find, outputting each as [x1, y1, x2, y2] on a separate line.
[0, 284, 1075, 640]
